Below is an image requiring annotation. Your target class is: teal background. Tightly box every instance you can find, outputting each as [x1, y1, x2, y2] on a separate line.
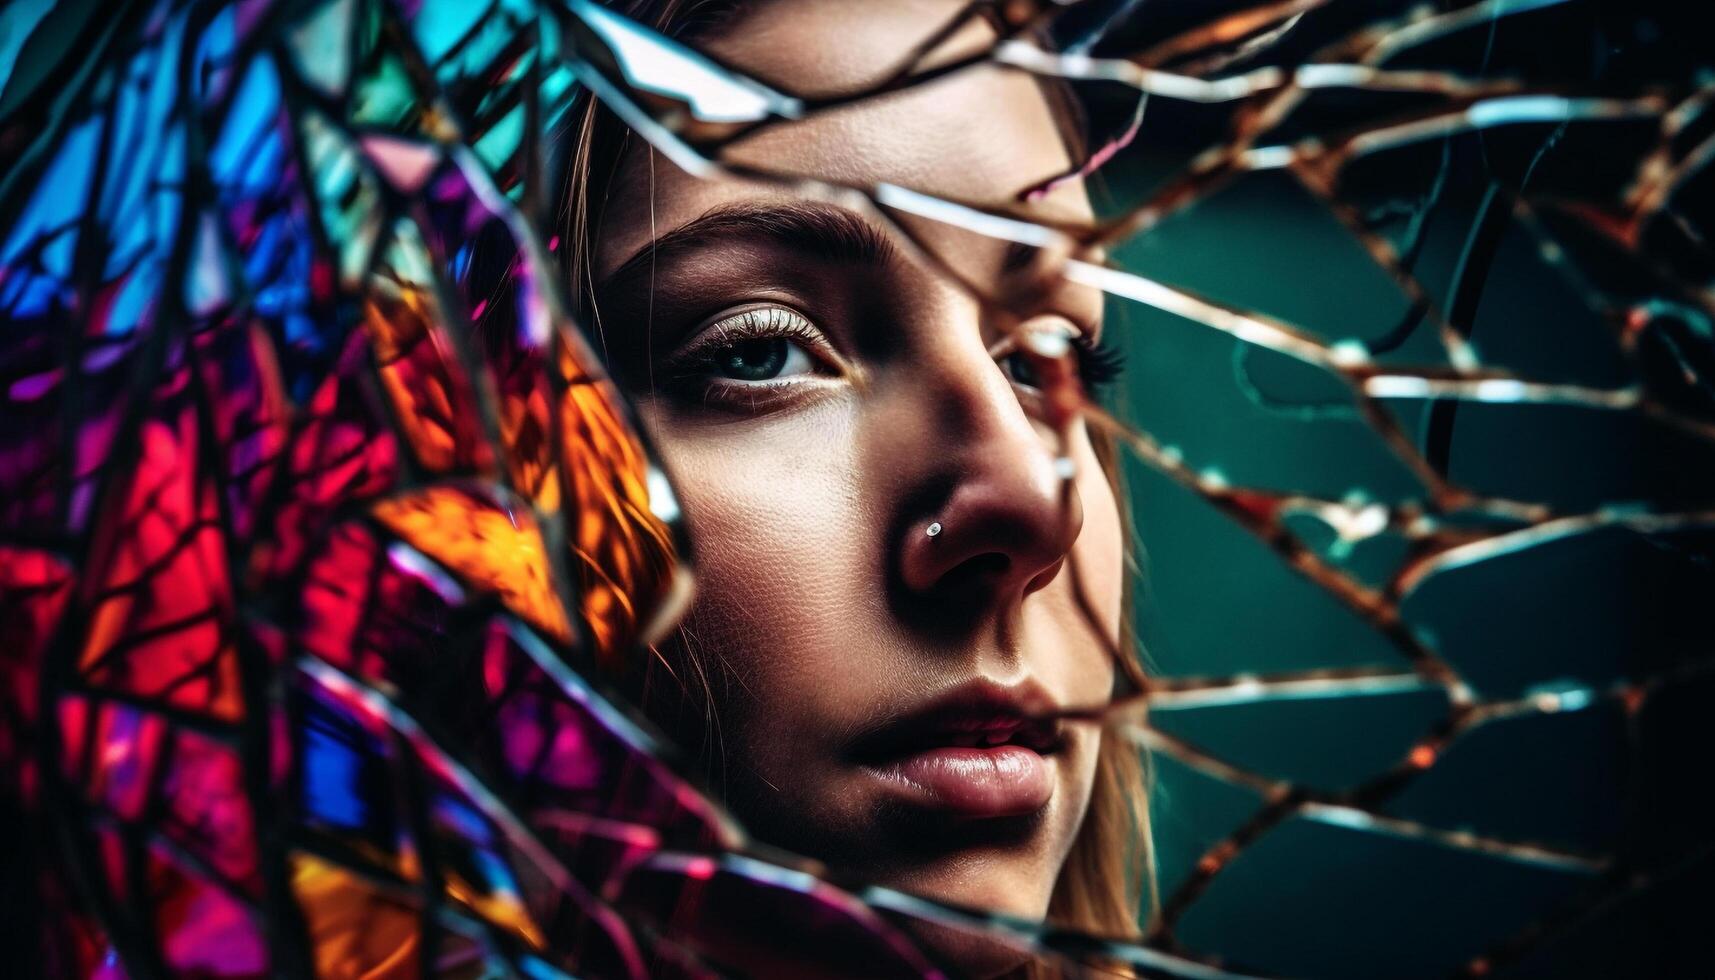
[1102, 146, 1715, 976]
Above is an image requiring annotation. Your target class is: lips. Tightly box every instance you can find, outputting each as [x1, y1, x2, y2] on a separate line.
[853, 682, 1065, 819]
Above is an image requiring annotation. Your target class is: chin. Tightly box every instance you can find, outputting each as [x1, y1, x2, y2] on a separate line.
[901, 918, 1040, 980]
[860, 809, 1061, 920]
[889, 862, 1054, 924]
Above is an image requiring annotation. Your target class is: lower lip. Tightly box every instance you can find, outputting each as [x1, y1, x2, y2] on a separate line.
[868, 745, 1053, 817]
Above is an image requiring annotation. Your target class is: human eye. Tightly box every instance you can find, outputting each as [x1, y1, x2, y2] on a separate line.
[997, 316, 1125, 394]
[663, 304, 846, 412]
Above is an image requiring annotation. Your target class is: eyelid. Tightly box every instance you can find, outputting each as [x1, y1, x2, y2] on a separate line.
[987, 314, 1088, 360]
[673, 303, 846, 375]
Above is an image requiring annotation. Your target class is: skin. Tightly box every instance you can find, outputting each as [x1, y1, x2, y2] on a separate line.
[588, 0, 1124, 928]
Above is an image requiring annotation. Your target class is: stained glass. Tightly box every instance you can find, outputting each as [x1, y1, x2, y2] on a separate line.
[1, 0, 1710, 977]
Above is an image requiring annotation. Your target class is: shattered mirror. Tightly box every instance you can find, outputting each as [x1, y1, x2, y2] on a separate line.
[2, 0, 1711, 977]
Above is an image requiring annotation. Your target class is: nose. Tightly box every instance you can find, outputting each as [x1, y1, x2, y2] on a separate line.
[892, 339, 1083, 612]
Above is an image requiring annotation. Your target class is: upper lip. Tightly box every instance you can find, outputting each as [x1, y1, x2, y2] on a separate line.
[849, 678, 1067, 763]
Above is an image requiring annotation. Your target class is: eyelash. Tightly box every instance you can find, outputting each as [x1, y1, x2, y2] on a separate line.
[1070, 333, 1126, 389]
[1001, 329, 1127, 393]
[661, 305, 1123, 410]
[662, 305, 837, 402]
[675, 306, 827, 365]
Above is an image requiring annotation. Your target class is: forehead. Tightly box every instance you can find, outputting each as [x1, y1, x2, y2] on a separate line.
[591, 0, 1090, 281]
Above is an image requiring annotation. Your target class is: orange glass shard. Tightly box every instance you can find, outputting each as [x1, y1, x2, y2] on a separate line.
[363, 230, 496, 477]
[556, 335, 678, 669]
[371, 486, 574, 644]
[290, 851, 422, 980]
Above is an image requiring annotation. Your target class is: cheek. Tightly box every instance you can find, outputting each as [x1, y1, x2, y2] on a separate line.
[642, 403, 872, 712]
[1074, 436, 1126, 640]
[1028, 429, 1125, 707]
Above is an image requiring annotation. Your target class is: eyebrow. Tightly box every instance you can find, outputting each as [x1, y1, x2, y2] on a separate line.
[594, 200, 899, 303]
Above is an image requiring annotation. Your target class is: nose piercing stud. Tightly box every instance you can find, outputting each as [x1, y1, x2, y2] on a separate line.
[926, 521, 942, 538]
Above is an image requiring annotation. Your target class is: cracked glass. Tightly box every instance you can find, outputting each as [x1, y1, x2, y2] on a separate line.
[1, 0, 1710, 977]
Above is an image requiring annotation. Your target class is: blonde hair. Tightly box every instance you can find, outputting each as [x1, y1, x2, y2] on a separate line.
[556, 1, 1154, 968]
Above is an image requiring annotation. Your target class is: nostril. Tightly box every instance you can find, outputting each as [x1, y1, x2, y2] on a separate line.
[895, 464, 1081, 609]
[935, 552, 1010, 597]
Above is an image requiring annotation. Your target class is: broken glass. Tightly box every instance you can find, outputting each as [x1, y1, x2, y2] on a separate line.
[1, 0, 1710, 977]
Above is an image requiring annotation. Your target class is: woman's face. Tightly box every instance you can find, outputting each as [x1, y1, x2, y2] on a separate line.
[589, 0, 1125, 921]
